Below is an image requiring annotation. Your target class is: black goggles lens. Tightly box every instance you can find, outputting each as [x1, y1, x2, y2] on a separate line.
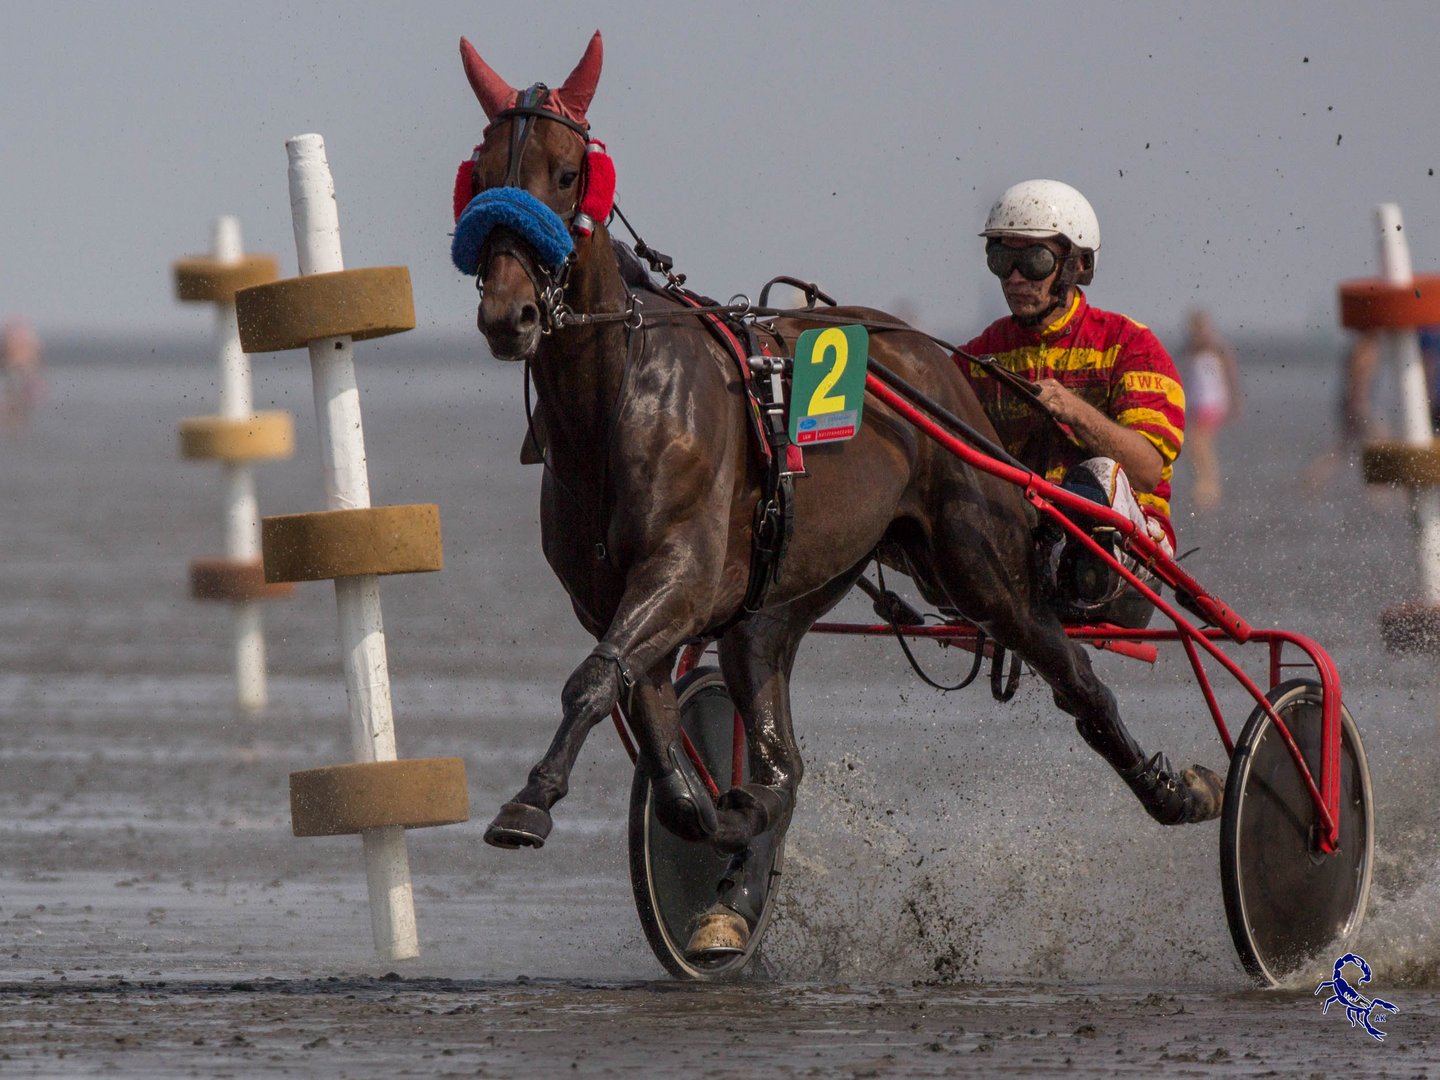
[986, 241, 1059, 281]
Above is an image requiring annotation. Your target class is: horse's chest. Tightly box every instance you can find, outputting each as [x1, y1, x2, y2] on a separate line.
[538, 484, 627, 626]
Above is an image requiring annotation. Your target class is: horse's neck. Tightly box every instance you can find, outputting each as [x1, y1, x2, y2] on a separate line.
[531, 225, 631, 460]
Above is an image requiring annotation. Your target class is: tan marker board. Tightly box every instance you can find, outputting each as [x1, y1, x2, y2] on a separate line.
[235, 267, 415, 352]
[290, 758, 470, 837]
[261, 504, 442, 582]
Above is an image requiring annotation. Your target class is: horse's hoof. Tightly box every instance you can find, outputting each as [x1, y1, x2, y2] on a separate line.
[1123, 754, 1224, 825]
[1176, 765, 1226, 822]
[684, 907, 749, 961]
[484, 801, 553, 849]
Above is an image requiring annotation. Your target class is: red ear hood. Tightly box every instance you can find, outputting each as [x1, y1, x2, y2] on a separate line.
[459, 31, 603, 127]
[459, 36, 518, 119]
[552, 31, 603, 126]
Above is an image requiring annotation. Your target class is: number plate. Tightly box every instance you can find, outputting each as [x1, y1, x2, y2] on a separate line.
[788, 325, 868, 445]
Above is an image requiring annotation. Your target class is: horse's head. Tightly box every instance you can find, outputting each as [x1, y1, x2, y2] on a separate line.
[455, 32, 607, 361]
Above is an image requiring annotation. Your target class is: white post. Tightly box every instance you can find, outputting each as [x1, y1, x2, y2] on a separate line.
[284, 133, 418, 961]
[212, 216, 268, 710]
[1375, 203, 1440, 605]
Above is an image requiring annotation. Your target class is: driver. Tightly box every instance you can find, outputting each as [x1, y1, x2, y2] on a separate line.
[957, 180, 1222, 826]
[957, 179, 1184, 628]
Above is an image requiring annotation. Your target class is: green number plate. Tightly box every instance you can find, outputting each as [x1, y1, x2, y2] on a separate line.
[788, 325, 868, 445]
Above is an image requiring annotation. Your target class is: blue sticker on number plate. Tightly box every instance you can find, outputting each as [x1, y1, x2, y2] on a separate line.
[788, 325, 868, 445]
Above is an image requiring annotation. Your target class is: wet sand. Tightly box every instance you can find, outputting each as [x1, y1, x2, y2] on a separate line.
[4, 975, 1436, 1077]
[2, 338, 1438, 1075]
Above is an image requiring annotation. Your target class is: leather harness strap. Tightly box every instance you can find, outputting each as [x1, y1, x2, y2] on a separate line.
[668, 290, 798, 635]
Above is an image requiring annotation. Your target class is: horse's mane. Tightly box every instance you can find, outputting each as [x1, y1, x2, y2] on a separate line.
[611, 237, 658, 292]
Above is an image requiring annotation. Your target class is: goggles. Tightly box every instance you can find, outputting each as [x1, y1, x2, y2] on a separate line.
[985, 240, 1060, 282]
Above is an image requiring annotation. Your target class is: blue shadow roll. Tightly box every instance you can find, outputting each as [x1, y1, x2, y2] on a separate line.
[452, 189, 575, 276]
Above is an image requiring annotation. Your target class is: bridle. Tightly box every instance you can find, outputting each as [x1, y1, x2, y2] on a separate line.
[473, 83, 591, 335]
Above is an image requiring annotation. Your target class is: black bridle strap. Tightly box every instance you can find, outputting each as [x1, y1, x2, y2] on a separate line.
[489, 103, 590, 141]
[499, 85, 550, 188]
[471, 89, 590, 294]
[482, 83, 590, 198]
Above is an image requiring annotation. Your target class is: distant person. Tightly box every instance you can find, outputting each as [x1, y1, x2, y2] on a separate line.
[1, 318, 45, 434]
[1181, 309, 1242, 510]
[1304, 330, 1384, 492]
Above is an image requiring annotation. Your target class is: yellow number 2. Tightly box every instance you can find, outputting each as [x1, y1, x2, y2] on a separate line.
[807, 327, 849, 416]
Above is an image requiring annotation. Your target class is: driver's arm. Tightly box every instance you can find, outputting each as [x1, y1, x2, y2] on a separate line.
[1032, 379, 1165, 492]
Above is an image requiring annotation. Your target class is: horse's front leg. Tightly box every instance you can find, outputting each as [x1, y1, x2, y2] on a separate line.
[486, 521, 730, 849]
[483, 642, 638, 849]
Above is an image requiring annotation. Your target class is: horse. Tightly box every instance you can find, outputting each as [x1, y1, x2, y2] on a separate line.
[454, 30, 1222, 961]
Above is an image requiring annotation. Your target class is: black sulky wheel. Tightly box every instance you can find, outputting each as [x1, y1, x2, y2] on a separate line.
[1220, 678, 1374, 986]
[627, 666, 783, 980]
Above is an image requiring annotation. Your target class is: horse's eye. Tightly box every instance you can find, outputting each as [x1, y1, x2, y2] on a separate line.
[559, 170, 580, 190]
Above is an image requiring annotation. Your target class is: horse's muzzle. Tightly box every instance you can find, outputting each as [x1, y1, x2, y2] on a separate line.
[477, 246, 545, 360]
[477, 301, 540, 361]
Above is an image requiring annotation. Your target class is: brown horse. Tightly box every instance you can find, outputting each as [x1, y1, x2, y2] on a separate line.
[458, 31, 1222, 960]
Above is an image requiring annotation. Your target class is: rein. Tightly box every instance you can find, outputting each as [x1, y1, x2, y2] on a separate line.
[549, 276, 1066, 439]
[549, 277, 983, 373]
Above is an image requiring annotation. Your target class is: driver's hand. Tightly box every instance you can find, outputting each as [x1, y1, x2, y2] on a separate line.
[1034, 379, 1082, 424]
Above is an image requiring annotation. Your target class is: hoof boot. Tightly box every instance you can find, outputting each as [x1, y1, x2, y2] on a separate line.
[685, 907, 749, 961]
[484, 801, 553, 849]
[1123, 754, 1224, 826]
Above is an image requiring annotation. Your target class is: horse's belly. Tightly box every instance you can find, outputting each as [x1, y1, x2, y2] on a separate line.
[773, 437, 911, 596]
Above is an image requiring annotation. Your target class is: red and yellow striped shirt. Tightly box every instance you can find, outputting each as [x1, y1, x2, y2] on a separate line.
[958, 290, 1185, 545]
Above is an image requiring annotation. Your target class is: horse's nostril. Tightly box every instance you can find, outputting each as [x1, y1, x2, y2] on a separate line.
[517, 304, 540, 329]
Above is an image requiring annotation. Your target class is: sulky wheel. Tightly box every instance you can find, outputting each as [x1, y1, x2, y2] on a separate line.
[627, 666, 783, 981]
[1220, 678, 1374, 986]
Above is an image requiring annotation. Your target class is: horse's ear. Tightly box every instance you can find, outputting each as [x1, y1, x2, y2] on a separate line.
[460, 36, 519, 120]
[553, 30, 603, 125]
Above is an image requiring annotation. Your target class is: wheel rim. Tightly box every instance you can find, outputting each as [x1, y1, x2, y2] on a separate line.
[1222, 680, 1374, 985]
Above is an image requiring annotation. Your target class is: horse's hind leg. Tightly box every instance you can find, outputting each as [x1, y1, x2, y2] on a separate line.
[684, 572, 862, 960]
[918, 523, 1223, 825]
[982, 596, 1225, 825]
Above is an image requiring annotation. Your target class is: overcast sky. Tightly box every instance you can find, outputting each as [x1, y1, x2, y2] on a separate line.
[3, 1, 1438, 344]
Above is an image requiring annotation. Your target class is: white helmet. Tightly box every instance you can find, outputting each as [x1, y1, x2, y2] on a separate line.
[982, 178, 1099, 246]
[981, 179, 1099, 285]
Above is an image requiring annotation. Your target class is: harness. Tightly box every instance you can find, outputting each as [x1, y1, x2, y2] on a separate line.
[459, 101, 1077, 688]
[668, 289, 801, 633]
